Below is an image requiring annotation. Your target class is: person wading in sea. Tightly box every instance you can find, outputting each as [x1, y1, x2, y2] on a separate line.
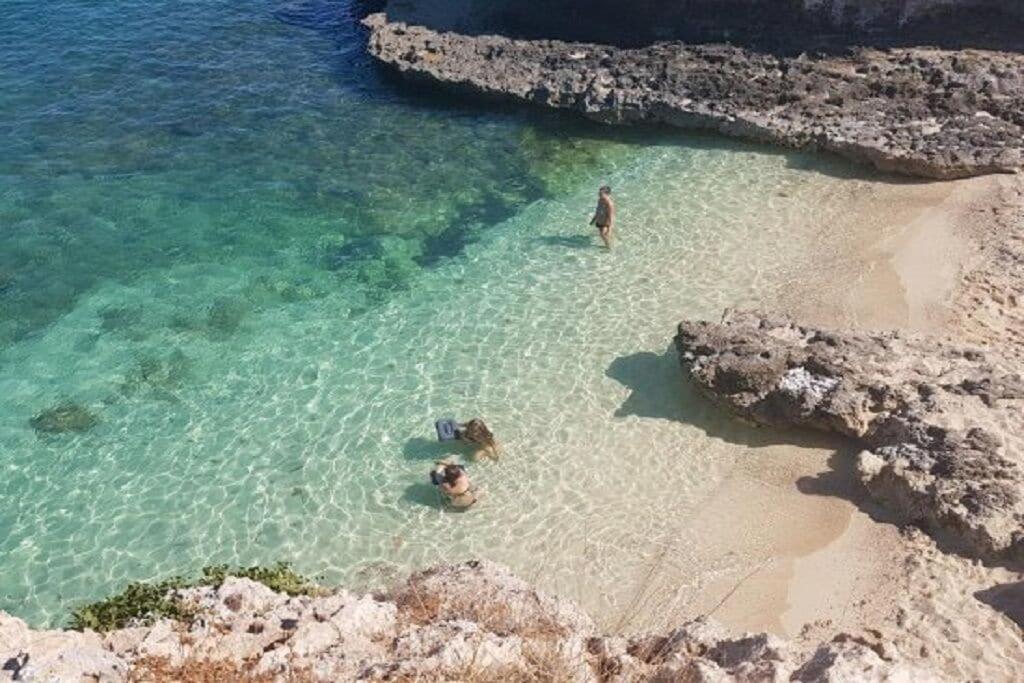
[589, 185, 616, 249]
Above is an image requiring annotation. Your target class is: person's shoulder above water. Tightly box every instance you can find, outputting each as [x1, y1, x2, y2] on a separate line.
[459, 418, 501, 460]
[430, 460, 477, 509]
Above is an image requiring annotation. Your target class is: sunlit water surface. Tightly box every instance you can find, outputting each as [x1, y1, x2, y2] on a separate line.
[2, 0, 875, 626]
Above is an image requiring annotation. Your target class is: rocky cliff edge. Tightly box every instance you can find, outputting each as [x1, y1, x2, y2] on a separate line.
[0, 561, 930, 681]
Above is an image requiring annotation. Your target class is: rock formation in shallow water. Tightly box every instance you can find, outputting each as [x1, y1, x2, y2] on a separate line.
[0, 561, 930, 681]
[675, 310, 1024, 562]
[363, 13, 1024, 179]
[29, 402, 100, 435]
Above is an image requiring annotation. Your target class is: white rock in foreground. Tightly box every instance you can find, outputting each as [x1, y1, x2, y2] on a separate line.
[0, 561, 938, 681]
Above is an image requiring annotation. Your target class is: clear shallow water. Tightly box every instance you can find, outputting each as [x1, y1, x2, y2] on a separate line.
[2, 0, 872, 627]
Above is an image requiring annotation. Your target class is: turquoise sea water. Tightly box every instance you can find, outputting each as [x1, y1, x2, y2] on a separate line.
[2, 0, 875, 627]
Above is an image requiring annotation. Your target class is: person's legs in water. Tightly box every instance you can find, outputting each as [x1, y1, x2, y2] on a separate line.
[598, 224, 612, 249]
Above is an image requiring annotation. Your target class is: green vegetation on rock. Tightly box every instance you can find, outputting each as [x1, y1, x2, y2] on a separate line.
[68, 562, 319, 632]
[68, 576, 192, 633]
[199, 562, 320, 597]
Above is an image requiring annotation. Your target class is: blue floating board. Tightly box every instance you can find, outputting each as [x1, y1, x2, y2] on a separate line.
[435, 418, 458, 442]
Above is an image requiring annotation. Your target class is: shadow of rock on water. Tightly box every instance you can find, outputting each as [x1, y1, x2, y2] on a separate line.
[401, 482, 442, 509]
[376, 0, 1024, 53]
[607, 348, 851, 451]
[607, 350, 687, 422]
[974, 581, 1024, 629]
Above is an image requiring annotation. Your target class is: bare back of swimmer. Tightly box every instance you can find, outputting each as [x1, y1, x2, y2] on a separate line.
[431, 463, 476, 508]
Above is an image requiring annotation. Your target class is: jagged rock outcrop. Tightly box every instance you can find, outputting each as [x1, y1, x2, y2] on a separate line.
[0, 561, 933, 681]
[363, 13, 1024, 179]
[675, 311, 1024, 562]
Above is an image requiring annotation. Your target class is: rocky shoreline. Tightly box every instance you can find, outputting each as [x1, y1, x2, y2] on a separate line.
[0, 561, 927, 681]
[363, 12, 1024, 179]
[359, 12, 1024, 678]
[676, 310, 1024, 563]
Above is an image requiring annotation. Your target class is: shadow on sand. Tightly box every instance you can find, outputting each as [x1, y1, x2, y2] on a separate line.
[402, 436, 457, 461]
[608, 346, 1024, 569]
[974, 581, 1024, 629]
[606, 347, 840, 450]
[401, 482, 443, 509]
[537, 234, 594, 250]
[606, 347, 902, 520]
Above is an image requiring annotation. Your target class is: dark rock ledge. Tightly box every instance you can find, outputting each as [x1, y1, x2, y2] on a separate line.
[675, 310, 1024, 563]
[363, 13, 1024, 179]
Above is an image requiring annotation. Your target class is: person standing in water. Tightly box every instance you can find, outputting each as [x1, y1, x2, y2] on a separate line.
[589, 185, 615, 249]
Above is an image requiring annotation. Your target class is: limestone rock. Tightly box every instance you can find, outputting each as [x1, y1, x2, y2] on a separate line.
[793, 639, 931, 681]
[387, 559, 596, 636]
[363, 13, 1024, 179]
[0, 563, 938, 681]
[675, 310, 1024, 561]
[0, 612, 126, 682]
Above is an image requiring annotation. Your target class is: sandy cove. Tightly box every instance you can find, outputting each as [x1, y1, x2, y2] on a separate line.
[2, 157, 1020, 683]
[4, 17, 1024, 683]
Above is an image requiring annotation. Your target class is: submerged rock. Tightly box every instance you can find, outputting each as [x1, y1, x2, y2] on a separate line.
[329, 235, 425, 298]
[0, 269, 15, 295]
[98, 305, 143, 336]
[364, 13, 1024, 179]
[29, 402, 100, 435]
[206, 297, 248, 336]
[120, 349, 193, 398]
[675, 310, 1024, 562]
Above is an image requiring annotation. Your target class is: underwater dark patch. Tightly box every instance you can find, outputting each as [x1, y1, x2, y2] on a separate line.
[321, 236, 384, 271]
[272, 0, 350, 31]
[207, 297, 249, 337]
[417, 186, 540, 267]
[29, 402, 100, 435]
